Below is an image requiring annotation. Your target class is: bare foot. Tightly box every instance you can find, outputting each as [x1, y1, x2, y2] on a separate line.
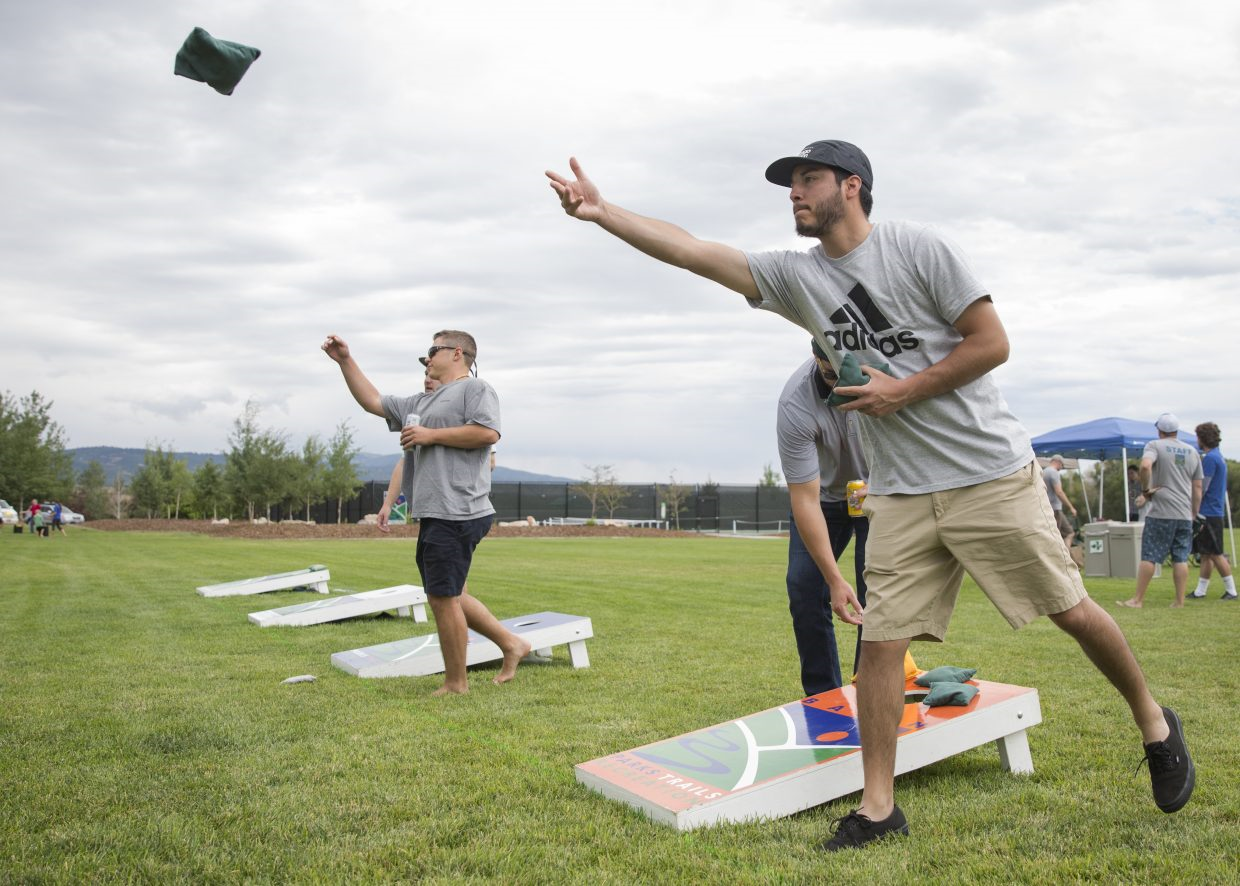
[431, 682, 468, 697]
[1116, 599, 1142, 608]
[494, 639, 533, 685]
[1169, 602, 1184, 608]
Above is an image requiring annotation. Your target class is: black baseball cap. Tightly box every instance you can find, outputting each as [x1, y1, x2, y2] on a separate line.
[765, 140, 873, 191]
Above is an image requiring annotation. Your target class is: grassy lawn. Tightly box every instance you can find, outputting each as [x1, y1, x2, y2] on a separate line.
[1, 527, 1237, 883]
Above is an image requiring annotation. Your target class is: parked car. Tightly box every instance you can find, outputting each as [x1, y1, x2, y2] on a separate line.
[0, 499, 17, 525]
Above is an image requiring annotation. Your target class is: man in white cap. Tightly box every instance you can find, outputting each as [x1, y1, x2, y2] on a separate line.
[1119, 414, 1203, 608]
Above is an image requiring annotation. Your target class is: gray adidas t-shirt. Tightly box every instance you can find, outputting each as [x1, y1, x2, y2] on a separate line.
[777, 358, 869, 501]
[380, 377, 500, 520]
[1143, 436, 1202, 521]
[746, 220, 1033, 495]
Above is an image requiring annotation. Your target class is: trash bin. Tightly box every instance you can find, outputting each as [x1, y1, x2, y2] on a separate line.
[1109, 522, 1144, 579]
[1083, 522, 1113, 577]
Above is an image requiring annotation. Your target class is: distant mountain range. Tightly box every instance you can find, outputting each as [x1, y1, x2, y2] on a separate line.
[67, 447, 572, 484]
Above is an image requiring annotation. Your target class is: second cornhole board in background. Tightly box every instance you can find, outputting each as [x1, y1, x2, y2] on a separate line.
[197, 565, 330, 597]
[248, 584, 428, 627]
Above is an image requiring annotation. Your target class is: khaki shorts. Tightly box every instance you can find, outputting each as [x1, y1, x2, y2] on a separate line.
[861, 461, 1088, 642]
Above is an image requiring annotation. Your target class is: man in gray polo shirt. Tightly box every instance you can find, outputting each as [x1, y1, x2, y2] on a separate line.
[322, 330, 530, 695]
[777, 340, 870, 696]
[1120, 413, 1203, 609]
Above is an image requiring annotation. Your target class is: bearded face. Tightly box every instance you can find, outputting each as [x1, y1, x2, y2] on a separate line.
[794, 184, 847, 239]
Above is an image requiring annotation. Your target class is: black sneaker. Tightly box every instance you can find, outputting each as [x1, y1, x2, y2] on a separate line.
[818, 806, 909, 851]
[1223, 593, 1237, 601]
[1140, 706, 1195, 813]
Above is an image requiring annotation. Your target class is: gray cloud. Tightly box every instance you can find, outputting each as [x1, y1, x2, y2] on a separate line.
[4, 0, 1239, 481]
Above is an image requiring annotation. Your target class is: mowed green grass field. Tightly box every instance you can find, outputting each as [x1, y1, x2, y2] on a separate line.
[2, 527, 1237, 883]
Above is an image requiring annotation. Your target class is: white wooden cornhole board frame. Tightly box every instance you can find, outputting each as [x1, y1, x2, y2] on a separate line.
[575, 679, 1041, 830]
[331, 611, 593, 678]
[248, 584, 428, 627]
[197, 565, 330, 597]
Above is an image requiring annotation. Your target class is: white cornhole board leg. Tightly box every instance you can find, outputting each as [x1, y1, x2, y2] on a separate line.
[996, 728, 1034, 773]
[331, 611, 593, 678]
[197, 565, 331, 597]
[568, 639, 590, 668]
[575, 679, 1041, 830]
[248, 584, 428, 627]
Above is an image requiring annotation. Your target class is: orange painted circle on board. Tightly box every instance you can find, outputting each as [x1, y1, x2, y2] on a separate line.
[817, 731, 851, 742]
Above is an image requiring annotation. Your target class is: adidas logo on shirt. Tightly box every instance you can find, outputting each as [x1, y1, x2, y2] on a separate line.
[820, 283, 921, 358]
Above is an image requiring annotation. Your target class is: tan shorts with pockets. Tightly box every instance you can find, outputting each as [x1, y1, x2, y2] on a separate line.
[861, 461, 1088, 642]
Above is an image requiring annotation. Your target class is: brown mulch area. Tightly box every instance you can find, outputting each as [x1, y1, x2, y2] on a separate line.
[83, 519, 706, 540]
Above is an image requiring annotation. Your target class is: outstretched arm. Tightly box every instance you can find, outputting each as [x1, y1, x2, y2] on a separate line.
[789, 479, 862, 626]
[835, 297, 1010, 416]
[321, 334, 385, 417]
[546, 157, 759, 299]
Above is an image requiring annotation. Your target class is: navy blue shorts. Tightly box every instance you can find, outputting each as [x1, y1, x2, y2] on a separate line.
[415, 516, 492, 598]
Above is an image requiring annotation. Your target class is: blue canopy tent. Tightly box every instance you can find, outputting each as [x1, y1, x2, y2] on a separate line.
[1030, 416, 1200, 526]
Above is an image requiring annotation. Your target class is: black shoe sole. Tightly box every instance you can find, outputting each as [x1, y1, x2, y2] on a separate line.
[818, 825, 909, 852]
[818, 809, 910, 852]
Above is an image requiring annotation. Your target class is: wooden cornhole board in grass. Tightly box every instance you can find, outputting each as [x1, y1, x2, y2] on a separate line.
[197, 565, 330, 597]
[331, 611, 593, 678]
[248, 584, 428, 627]
[575, 679, 1041, 830]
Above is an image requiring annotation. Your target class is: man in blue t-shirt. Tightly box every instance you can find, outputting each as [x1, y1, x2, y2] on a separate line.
[1190, 422, 1236, 600]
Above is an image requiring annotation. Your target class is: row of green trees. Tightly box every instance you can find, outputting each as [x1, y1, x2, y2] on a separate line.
[1, 391, 364, 523]
[125, 401, 362, 522]
[0, 391, 76, 511]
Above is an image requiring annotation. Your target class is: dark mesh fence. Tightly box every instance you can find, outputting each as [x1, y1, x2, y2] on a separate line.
[490, 483, 663, 523]
[490, 482, 789, 530]
[248, 480, 791, 531]
[300, 481, 387, 525]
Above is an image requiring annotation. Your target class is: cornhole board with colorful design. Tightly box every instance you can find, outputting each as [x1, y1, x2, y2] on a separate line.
[575, 679, 1040, 830]
[331, 611, 592, 677]
[248, 584, 428, 627]
[197, 565, 330, 597]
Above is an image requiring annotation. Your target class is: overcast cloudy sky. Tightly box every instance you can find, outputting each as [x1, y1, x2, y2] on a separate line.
[4, 0, 1238, 483]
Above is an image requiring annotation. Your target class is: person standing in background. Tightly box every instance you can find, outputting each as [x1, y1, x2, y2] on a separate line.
[1190, 422, 1235, 601]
